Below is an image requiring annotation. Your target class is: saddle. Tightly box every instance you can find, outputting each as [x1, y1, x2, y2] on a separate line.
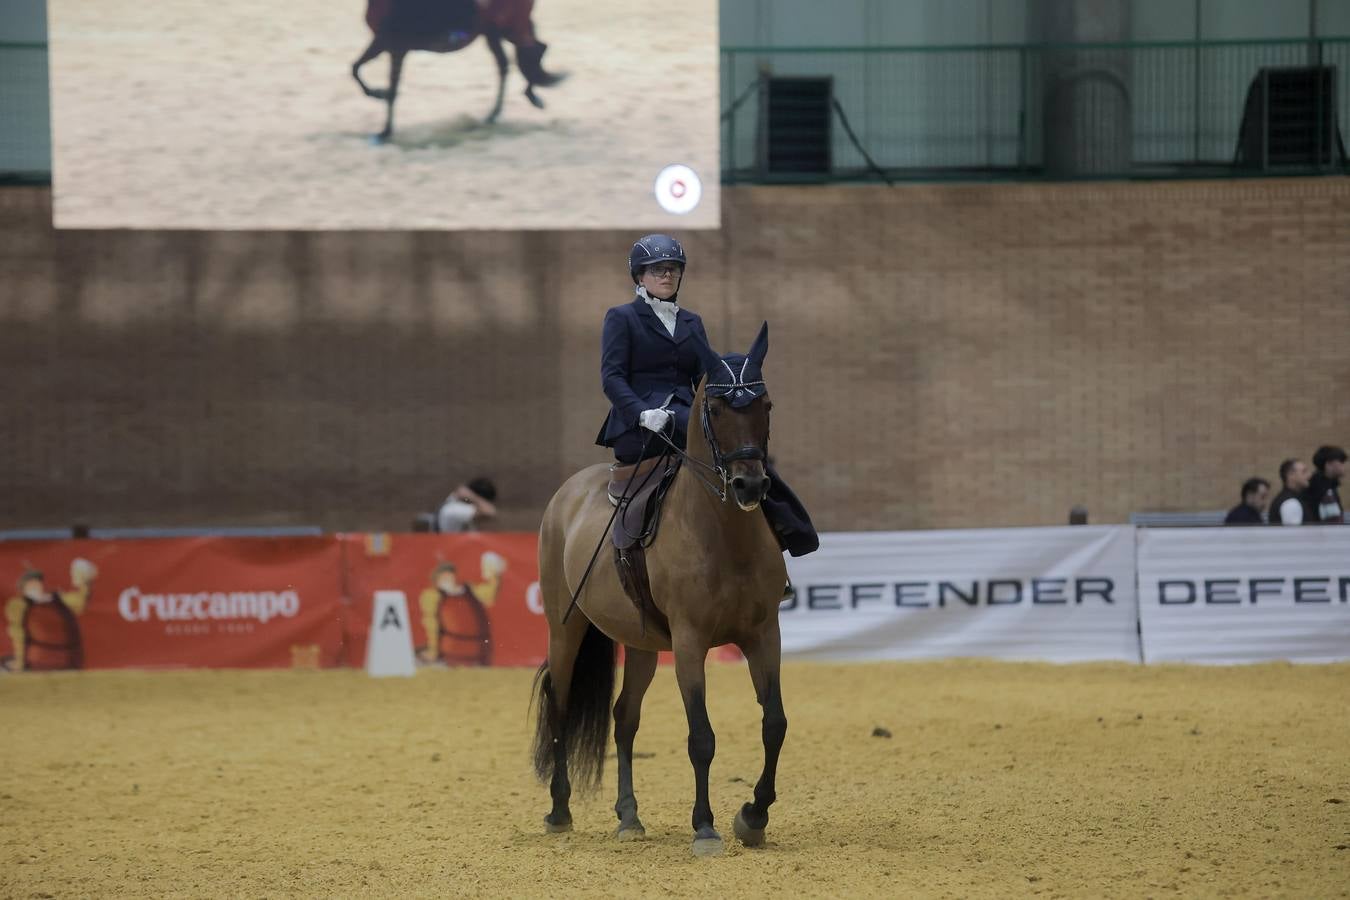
[608, 453, 680, 639]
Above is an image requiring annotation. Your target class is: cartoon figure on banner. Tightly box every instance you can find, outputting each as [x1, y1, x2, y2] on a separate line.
[417, 552, 506, 666]
[3, 559, 98, 672]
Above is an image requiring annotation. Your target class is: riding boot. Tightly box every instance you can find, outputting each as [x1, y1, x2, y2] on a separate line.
[762, 464, 819, 557]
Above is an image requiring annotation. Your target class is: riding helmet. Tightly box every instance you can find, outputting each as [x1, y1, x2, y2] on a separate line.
[628, 234, 686, 283]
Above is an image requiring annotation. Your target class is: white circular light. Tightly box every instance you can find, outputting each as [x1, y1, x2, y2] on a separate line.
[654, 164, 702, 215]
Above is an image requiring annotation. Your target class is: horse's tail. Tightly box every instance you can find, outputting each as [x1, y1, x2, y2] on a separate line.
[515, 40, 564, 87]
[530, 623, 615, 791]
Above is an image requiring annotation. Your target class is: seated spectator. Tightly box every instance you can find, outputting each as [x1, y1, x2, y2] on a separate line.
[436, 476, 498, 533]
[1302, 445, 1346, 525]
[1269, 458, 1311, 525]
[1223, 477, 1268, 525]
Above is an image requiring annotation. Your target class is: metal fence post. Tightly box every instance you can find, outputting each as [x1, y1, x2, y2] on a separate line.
[1018, 45, 1028, 171]
[727, 51, 737, 184]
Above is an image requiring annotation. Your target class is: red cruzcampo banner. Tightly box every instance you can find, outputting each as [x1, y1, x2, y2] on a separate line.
[0, 538, 345, 671]
[339, 533, 546, 669]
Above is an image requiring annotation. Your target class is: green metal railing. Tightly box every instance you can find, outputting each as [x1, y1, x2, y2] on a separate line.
[0, 41, 50, 183]
[723, 38, 1350, 182]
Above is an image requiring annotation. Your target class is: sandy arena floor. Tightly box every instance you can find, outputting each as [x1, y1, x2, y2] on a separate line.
[47, 0, 719, 230]
[2, 661, 1348, 898]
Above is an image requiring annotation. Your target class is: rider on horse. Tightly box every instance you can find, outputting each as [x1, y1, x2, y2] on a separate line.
[595, 234, 818, 557]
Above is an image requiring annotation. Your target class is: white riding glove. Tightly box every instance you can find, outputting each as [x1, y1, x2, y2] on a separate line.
[638, 408, 672, 433]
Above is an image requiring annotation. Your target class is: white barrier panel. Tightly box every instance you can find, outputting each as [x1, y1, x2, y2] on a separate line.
[1137, 528, 1350, 664]
[781, 526, 1139, 663]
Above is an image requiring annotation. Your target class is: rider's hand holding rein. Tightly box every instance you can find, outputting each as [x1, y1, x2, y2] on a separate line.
[639, 409, 672, 433]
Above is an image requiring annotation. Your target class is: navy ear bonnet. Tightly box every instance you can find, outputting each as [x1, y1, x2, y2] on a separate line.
[697, 322, 770, 409]
[706, 354, 767, 408]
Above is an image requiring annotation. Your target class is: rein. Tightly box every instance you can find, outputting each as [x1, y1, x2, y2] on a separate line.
[654, 376, 768, 503]
[559, 432, 668, 626]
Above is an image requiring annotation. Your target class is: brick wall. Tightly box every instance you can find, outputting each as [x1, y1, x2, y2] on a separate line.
[2, 178, 1347, 533]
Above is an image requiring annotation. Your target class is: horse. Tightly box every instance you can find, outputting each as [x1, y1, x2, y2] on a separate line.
[352, 0, 565, 142]
[530, 323, 790, 857]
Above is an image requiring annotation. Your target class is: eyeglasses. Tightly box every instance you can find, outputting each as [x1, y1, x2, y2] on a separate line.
[646, 264, 683, 278]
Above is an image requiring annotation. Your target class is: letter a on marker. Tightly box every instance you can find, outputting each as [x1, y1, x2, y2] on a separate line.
[367, 590, 416, 678]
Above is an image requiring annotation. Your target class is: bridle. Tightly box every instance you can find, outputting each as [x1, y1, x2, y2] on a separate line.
[655, 362, 768, 503]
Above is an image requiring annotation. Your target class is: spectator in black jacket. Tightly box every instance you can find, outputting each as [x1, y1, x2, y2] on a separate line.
[1302, 445, 1346, 525]
[1269, 458, 1311, 525]
[1224, 477, 1269, 525]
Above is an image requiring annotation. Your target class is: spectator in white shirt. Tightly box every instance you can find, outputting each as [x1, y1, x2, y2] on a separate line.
[436, 476, 498, 533]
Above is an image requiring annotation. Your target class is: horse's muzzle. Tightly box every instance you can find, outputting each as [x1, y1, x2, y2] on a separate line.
[730, 473, 770, 511]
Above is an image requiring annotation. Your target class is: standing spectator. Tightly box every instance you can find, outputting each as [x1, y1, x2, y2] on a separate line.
[1302, 445, 1346, 525]
[1269, 458, 1311, 525]
[436, 476, 498, 533]
[1223, 477, 1269, 525]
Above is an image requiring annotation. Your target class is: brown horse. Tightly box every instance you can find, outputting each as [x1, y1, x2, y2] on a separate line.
[353, 0, 565, 142]
[531, 324, 789, 857]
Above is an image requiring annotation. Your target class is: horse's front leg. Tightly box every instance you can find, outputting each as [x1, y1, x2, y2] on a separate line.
[673, 633, 722, 856]
[484, 33, 509, 123]
[375, 50, 406, 143]
[613, 647, 657, 840]
[735, 624, 787, 848]
[352, 38, 388, 99]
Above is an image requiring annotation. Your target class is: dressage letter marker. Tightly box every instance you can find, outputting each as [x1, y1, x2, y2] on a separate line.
[366, 590, 416, 678]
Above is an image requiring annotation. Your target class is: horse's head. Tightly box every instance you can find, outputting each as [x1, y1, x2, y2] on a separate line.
[693, 323, 773, 512]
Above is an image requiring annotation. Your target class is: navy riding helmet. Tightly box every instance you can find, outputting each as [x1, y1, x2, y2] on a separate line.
[628, 234, 686, 284]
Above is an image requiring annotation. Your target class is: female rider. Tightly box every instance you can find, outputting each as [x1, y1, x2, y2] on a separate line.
[595, 234, 817, 557]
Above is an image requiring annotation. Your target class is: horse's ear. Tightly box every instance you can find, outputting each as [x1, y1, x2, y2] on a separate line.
[694, 331, 723, 378]
[747, 321, 769, 366]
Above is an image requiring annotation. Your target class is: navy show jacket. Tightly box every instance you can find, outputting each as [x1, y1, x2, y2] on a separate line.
[595, 296, 710, 447]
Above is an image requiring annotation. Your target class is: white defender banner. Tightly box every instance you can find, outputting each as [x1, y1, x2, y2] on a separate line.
[781, 526, 1139, 663]
[1137, 528, 1350, 664]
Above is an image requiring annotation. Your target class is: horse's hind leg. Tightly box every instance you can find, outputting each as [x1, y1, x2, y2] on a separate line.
[733, 626, 787, 848]
[613, 647, 657, 840]
[673, 633, 722, 857]
[538, 624, 585, 832]
[484, 33, 508, 123]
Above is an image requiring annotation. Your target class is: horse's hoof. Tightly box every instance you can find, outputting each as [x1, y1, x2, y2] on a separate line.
[525, 87, 545, 109]
[544, 814, 573, 834]
[733, 808, 766, 847]
[369, 132, 391, 146]
[691, 829, 723, 857]
[615, 824, 647, 842]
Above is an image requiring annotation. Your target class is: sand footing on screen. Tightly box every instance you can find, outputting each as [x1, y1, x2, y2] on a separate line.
[48, 0, 719, 229]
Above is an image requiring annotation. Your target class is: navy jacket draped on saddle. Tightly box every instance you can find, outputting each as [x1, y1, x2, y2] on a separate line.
[595, 297, 710, 449]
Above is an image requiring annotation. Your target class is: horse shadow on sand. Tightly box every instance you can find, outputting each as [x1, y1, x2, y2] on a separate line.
[328, 113, 564, 150]
[393, 113, 564, 149]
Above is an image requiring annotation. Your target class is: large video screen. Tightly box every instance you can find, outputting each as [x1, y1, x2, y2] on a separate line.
[48, 0, 719, 230]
